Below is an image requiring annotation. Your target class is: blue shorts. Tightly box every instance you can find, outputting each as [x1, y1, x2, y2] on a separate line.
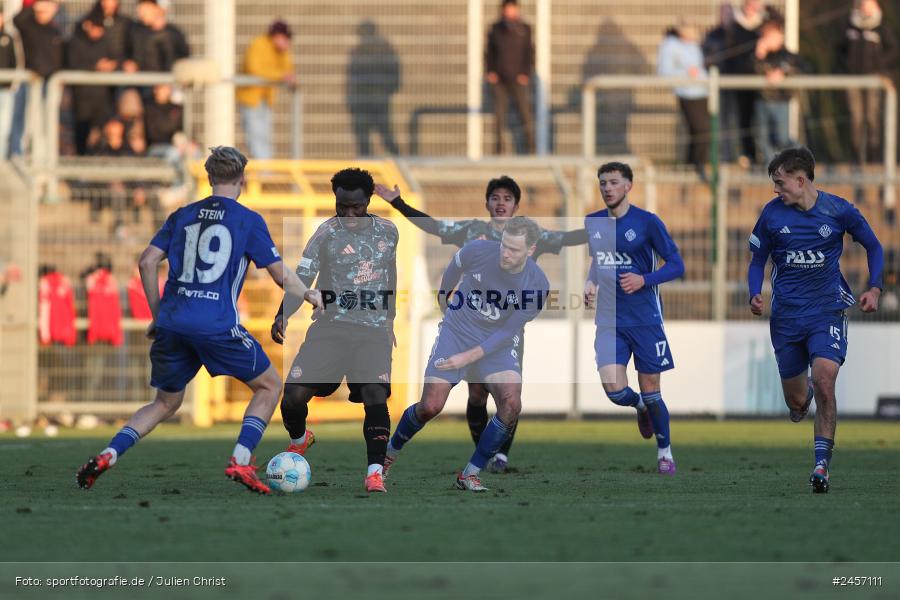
[423, 326, 522, 386]
[770, 311, 848, 379]
[594, 324, 674, 373]
[150, 325, 270, 393]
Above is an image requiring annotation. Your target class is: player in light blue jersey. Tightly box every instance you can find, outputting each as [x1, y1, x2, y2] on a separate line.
[584, 162, 684, 474]
[76, 146, 313, 495]
[748, 146, 882, 493]
[385, 217, 550, 492]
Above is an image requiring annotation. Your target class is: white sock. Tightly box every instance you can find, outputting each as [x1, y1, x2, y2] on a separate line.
[462, 462, 481, 478]
[636, 398, 647, 411]
[101, 447, 118, 466]
[232, 443, 252, 466]
[367, 464, 383, 477]
[657, 445, 673, 461]
[291, 435, 306, 445]
[493, 453, 508, 463]
[386, 441, 399, 457]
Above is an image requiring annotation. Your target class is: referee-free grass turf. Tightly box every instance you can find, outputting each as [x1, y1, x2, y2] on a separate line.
[3, 419, 900, 562]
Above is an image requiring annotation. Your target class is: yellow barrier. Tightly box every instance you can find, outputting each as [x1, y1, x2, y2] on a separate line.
[191, 160, 422, 425]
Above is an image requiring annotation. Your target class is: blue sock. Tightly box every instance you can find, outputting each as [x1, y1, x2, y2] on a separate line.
[607, 387, 641, 408]
[236, 416, 267, 454]
[469, 416, 512, 469]
[814, 436, 834, 467]
[642, 392, 670, 448]
[107, 426, 140, 458]
[389, 405, 424, 451]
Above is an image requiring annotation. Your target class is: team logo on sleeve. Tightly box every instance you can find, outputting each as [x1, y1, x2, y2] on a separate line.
[625, 229, 637, 242]
[819, 225, 832, 238]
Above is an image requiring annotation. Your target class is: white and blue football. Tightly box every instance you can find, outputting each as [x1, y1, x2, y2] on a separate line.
[266, 451, 311, 493]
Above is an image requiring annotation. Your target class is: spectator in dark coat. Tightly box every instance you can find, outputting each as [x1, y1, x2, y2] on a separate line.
[66, 12, 118, 155]
[753, 18, 809, 163]
[9, 1, 65, 156]
[837, 0, 899, 164]
[723, 0, 767, 166]
[127, 0, 189, 73]
[702, 3, 737, 162]
[93, 0, 133, 65]
[485, 0, 535, 154]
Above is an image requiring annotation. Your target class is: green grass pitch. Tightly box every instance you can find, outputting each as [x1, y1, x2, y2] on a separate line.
[4, 419, 900, 564]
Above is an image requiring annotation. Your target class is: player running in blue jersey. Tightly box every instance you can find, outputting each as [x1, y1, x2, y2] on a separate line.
[584, 162, 684, 475]
[376, 176, 586, 473]
[748, 146, 882, 493]
[76, 146, 313, 495]
[384, 217, 550, 492]
[271, 168, 399, 494]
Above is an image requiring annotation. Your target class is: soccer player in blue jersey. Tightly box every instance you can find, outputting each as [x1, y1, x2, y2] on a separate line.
[376, 176, 586, 473]
[748, 146, 882, 493]
[76, 146, 312, 495]
[584, 162, 684, 474]
[384, 216, 550, 492]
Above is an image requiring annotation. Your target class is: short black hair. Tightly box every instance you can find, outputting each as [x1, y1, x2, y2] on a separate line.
[768, 146, 815, 181]
[331, 168, 375, 198]
[485, 175, 521, 204]
[597, 162, 633, 182]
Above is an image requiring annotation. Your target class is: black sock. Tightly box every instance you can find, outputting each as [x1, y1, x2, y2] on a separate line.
[363, 402, 391, 467]
[498, 419, 517, 456]
[466, 402, 489, 446]
[280, 384, 309, 440]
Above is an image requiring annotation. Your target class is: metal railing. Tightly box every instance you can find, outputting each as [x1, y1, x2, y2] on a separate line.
[581, 70, 897, 193]
[0, 69, 47, 166]
[42, 70, 304, 172]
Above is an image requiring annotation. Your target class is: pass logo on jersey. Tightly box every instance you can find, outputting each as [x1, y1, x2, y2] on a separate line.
[785, 250, 826, 266]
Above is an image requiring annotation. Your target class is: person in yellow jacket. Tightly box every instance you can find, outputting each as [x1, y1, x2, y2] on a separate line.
[237, 20, 296, 159]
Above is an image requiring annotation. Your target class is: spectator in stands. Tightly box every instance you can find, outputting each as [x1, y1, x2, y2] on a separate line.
[658, 20, 710, 181]
[347, 20, 401, 157]
[114, 88, 147, 156]
[837, 0, 899, 165]
[9, 0, 65, 157]
[486, 0, 535, 154]
[127, 0, 189, 73]
[236, 20, 295, 159]
[145, 84, 182, 148]
[0, 14, 19, 160]
[93, 0, 132, 66]
[145, 83, 189, 186]
[702, 3, 737, 162]
[753, 18, 808, 163]
[724, 0, 768, 167]
[67, 11, 118, 155]
[89, 118, 131, 157]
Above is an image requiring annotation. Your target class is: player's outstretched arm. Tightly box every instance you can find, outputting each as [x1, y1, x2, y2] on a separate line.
[138, 245, 167, 337]
[375, 184, 442, 236]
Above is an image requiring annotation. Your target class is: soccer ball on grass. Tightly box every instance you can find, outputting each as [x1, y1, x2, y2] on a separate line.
[266, 452, 311, 493]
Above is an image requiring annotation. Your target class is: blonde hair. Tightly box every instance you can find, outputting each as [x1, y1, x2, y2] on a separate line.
[204, 146, 248, 184]
[503, 216, 542, 247]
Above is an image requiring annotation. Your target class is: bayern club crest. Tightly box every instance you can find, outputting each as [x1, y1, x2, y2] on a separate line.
[625, 229, 637, 242]
[819, 224, 832, 238]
